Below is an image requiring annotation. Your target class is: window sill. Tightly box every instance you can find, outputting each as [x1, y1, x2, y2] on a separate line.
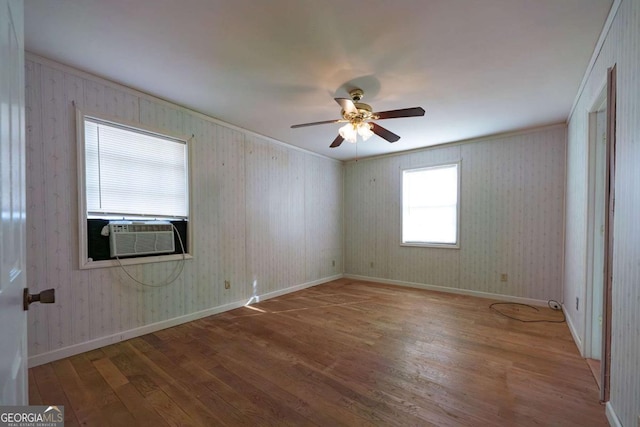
[80, 253, 193, 270]
[401, 242, 460, 249]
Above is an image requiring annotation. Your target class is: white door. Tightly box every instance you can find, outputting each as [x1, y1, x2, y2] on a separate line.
[0, 0, 27, 405]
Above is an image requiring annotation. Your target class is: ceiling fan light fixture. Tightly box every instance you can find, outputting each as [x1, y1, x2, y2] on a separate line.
[357, 122, 373, 141]
[339, 123, 358, 143]
[339, 122, 373, 143]
[290, 88, 425, 148]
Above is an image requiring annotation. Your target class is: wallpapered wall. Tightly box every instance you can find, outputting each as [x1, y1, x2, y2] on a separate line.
[25, 55, 343, 363]
[344, 126, 566, 302]
[564, 1, 640, 425]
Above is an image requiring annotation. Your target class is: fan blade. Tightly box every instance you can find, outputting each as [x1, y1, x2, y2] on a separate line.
[291, 119, 343, 128]
[335, 98, 358, 114]
[329, 135, 344, 148]
[374, 107, 425, 120]
[371, 122, 400, 143]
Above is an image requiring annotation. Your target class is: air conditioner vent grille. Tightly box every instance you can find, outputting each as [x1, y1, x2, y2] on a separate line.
[109, 222, 175, 257]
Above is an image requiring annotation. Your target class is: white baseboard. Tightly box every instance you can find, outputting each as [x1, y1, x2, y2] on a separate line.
[27, 274, 343, 367]
[605, 402, 623, 427]
[343, 274, 550, 306]
[563, 305, 584, 356]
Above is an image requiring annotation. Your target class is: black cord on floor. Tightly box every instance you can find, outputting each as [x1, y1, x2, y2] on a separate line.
[489, 300, 566, 323]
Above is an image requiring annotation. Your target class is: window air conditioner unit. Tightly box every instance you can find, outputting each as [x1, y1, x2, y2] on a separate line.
[109, 221, 175, 258]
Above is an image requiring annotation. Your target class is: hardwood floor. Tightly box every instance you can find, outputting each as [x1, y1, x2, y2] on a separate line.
[586, 358, 602, 390]
[29, 279, 607, 426]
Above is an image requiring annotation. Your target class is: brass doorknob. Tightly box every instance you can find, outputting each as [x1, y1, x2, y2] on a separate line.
[23, 288, 55, 311]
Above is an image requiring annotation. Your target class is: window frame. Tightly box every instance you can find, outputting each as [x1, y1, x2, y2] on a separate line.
[76, 108, 193, 269]
[400, 161, 461, 249]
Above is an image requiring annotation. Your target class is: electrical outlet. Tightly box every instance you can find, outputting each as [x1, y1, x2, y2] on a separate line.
[224, 280, 230, 290]
[576, 297, 579, 311]
[500, 273, 508, 282]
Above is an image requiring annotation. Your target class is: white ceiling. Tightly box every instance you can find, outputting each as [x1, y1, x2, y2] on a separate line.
[24, 0, 612, 161]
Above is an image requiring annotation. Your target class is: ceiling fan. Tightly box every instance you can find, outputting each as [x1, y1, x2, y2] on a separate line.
[291, 88, 425, 148]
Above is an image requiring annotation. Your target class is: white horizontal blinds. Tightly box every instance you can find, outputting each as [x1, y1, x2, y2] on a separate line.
[403, 164, 458, 244]
[84, 118, 188, 218]
[84, 121, 101, 212]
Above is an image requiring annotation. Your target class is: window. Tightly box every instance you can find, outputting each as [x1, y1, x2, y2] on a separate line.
[77, 111, 191, 268]
[84, 118, 188, 218]
[402, 163, 459, 247]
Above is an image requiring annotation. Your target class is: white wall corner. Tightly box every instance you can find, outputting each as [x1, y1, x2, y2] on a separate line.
[567, 0, 623, 121]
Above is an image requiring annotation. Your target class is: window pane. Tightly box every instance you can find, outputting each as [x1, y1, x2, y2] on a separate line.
[85, 118, 188, 218]
[403, 164, 458, 245]
[405, 166, 457, 207]
[405, 206, 457, 243]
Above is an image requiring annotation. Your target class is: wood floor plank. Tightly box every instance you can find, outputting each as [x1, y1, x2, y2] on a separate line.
[28, 369, 43, 405]
[50, 359, 93, 416]
[210, 341, 370, 426]
[68, 354, 120, 408]
[113, 383, 171, 427]
[31, 363, 81, 425]
[92, 357, 129, 390]
[125, 340, 250, 426]
[29, 279, 607, 426]
[144, 388, 198, 427]
[207, 362, 319, 427]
